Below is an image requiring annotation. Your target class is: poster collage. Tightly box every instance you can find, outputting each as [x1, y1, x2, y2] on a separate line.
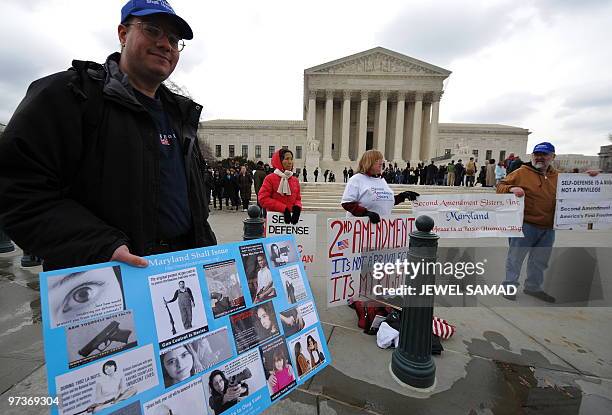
[40, 236, 330, 415]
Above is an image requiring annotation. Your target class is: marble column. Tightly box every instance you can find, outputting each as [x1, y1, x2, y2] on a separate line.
[307, 89, 317, 142]
[393, 91, 406, 164]
[377, 91, 388, 159]
[420, 102, 432, 162]
[410, 92, 423, 164]
[429, 92, 441, 159]
[340, 90, 351, 162]
[358, 90, 369, 156]
[323, 90, 334, 161]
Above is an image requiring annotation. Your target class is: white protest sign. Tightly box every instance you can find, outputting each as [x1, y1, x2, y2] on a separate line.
[555, 173, 612, 229]
[412, 194, 524, 238]
[266, 212, 317, 268]
[327, 215, 416, 307]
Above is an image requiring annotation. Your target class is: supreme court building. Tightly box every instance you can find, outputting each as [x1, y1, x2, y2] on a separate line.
[199, 47, 529, 173]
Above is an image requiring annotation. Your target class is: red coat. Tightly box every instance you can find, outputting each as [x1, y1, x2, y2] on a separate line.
[258, 150, 302, 212]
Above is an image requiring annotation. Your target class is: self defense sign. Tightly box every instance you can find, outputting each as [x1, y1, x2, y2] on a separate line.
[40, 235, 330, 415]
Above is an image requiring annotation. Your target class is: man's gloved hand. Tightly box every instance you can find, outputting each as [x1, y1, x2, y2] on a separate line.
[397, 190, 420, 202]
[283, 208, 292, 224]
[365, 210, 381, 224]
[291, 205, 301, 225]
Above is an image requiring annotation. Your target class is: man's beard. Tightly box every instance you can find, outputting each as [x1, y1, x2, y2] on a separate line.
[534, 162, 545, 169]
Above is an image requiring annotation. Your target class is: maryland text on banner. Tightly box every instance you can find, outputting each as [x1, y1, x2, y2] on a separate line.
[412, 194, 524, 237]
[327, 215, 416, 307]
[39, 235, 330, 415]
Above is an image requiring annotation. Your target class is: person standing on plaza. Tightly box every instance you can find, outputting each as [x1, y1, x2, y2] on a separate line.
[340, 150, 419, 224]
[437, 164, 446, 186]
[496, 142, 599, 302]
[258, 148, 302, 224]
[253, 161, 267, 215]
[343, 167, 348, 183]
[455, 159, 465, 186]
[222, 169, 235, 210]
[0, 0, 216, 270]
[504, 153, 516, 169]
[446, 161, 456, 186]
[507, 155, 523, 174]
[238, 165, 253, 212]
[425, 160, 438, 185]
[486, 159, 496, 187]
[302, 167, 308, 182]
[495, 161, 507, 184]
[465, 157, 477, 187]
[314, 167, 319, 182]
[478, 165, 487, 186]
[496, 143, 558, 302]
[254, 162, 266, 195]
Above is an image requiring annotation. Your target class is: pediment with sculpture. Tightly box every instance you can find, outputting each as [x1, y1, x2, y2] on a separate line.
[306, 47, 451, 77]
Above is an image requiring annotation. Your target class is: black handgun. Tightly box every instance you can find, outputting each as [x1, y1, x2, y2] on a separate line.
[78, 321, 132, 357]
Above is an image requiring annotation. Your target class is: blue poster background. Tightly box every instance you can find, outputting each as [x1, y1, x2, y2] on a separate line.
[40, 235, 330, 415]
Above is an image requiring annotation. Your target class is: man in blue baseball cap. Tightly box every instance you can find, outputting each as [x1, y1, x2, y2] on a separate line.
[0, 0, 217, 270]
[497, 141, 599, 302]
[496, 142, 558, 302]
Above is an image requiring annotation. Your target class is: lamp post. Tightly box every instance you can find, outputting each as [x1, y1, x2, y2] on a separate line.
[390, 215, 439, 389]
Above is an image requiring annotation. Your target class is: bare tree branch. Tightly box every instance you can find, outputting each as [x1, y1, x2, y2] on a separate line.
[164, 79, 192, 99]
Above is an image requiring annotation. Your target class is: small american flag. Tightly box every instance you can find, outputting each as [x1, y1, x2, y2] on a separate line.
[337, 239, 349, 250]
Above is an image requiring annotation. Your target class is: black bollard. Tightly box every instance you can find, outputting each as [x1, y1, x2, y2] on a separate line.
[21, 251, 43, 268]
[0, 229, 15, 253]
[391, 215, 439, 389]
[243, 205, 265, 240]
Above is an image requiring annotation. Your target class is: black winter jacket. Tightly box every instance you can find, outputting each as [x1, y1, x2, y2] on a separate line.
[0, 53, 216, 270]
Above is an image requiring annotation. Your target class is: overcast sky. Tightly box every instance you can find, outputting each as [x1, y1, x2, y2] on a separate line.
[1, 0, 611, 155]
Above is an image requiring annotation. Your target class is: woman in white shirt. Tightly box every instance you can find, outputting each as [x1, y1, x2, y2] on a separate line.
[341, 150, 419, 223]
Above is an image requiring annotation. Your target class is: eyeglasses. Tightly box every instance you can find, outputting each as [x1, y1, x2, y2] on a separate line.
[124, 21, 185, 52]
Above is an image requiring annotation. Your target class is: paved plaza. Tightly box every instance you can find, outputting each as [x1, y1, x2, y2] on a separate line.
[1, 209, 611, 414]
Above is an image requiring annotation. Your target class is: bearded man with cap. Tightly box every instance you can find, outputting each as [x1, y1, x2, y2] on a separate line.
[497, 142, 598, 302]
[0, 0, 216, 270]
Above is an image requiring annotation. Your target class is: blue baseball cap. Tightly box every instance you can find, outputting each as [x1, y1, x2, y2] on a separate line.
[121, 0, 193, 40]
[532, 142, 555, 154]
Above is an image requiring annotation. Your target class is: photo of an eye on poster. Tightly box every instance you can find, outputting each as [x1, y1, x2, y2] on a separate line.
[47, 265, 125, 329]
[39, 235, 330, 415]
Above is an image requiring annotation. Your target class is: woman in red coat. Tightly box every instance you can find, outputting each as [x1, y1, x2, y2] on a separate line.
[258, 148, 302, 224]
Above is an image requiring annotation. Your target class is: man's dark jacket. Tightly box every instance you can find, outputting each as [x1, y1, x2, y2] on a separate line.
[253, 167, 266, 195]
[0, 53, 217, 270]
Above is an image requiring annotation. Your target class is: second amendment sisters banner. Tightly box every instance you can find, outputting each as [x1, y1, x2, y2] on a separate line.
[327, 215, 416, 307]
[412, 194, 524, 238]
[40, 235, 329, 415]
